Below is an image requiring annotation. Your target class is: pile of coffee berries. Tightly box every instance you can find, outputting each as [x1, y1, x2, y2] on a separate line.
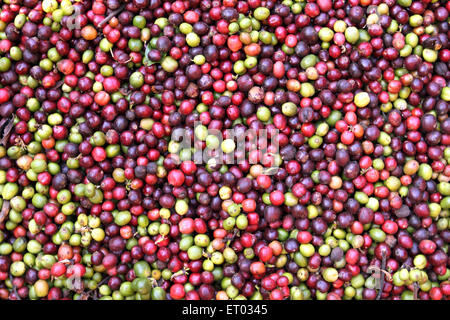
[0, 0, 449, 300]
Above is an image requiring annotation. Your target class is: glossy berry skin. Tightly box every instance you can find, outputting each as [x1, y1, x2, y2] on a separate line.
[0, 0, 447, 303]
